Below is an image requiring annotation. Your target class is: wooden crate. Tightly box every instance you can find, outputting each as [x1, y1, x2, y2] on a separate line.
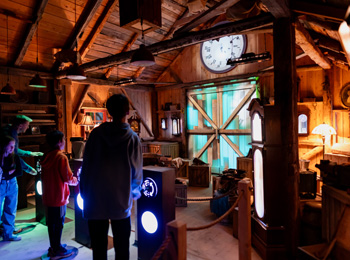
[237, 157, 253, 181]
[175, 184, 187, 207]
[188, 165, 210, 187]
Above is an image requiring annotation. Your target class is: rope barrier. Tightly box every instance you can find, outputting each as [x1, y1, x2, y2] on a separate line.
[187, 191, 244, 231]
[175, 187, 236, 202]
[151, 235, 171, 260]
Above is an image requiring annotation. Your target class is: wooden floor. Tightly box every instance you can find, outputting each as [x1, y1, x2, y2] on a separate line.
[0, 184, 262, 260]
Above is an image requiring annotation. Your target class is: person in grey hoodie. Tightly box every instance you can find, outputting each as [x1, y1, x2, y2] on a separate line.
[80, 93, 143, 260]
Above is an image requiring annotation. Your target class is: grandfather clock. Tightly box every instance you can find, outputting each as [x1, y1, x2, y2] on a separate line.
[248, 99, 286, 259]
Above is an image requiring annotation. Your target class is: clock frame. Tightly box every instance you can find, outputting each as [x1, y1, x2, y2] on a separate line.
[200, 34, 247, 74]
[248, 98, 286, 259]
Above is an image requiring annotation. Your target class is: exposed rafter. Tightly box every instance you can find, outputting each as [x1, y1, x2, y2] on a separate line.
[295, 20, 332, 69]
[52, 0, 103, 72]
[104, 33, 139, 79]
[79, 14, 274, 72]
[292, 0, 347, 22]
[79, 0, 118, 60]
[64, 0, 103, 50]
[173, 0, 240, 36]
[262, 0, 290, 18]
[14, 0, 49, 66]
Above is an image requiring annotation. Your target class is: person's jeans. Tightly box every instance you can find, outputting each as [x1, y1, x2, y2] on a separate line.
[0, 178, 18, 238]
[88, 217, 131, 260]
[45, 205, 66, 252]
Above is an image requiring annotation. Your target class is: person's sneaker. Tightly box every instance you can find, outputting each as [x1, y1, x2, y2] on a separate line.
[13, 227, 23, 234]
[50, 246, 74, 260]
[2, 234, 21, 241]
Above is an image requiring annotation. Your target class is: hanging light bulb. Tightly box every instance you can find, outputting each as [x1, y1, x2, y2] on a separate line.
[29, 30, 46, 88]
[1, 15, 16, 95]
[66, 0, 86, 80]
[130, 18, 155, 67]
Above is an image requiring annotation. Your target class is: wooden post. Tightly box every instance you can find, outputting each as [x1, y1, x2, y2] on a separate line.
[166, 220, 187, 260]
[273, 17, 300, 257]
[238, 179, 252, 260]
[60, 79, 73, 153]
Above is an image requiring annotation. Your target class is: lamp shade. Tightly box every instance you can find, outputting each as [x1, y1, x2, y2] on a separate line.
[79, 115, 94, 126]
[29, 74, 46, 88]
[1, 83, 16, 95]
[311, 123, 336, 136]
[130, 44, 155, 66]
[66, 63, 87, 80]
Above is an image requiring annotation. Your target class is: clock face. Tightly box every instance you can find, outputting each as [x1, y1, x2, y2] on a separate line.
[200, 34, 246, 73]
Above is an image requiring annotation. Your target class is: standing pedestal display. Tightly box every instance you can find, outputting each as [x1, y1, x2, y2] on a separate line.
[137, 166, 175, 260]
[35, 157, 46, 225]
[71, 159, 91, 248]
[248, 99, 286, 259]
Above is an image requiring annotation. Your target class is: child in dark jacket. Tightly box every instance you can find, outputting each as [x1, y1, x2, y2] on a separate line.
[40, 130, 78, 259]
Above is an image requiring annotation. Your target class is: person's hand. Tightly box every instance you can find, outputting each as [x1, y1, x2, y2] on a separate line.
[69, 176, 78, 186]
[31, 152, 44, 157]
[28, 168, 37, 175]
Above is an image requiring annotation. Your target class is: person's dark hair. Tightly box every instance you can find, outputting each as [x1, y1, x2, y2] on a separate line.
[46, 130, 64, 149]
[12, 115, 32, 127]
[106, 94, 129, 120]
[0, 135, 15, 167]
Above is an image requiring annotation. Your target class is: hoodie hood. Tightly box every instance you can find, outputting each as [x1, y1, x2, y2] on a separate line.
[90, 122, 133, 147]
[41, 149, 62, 169]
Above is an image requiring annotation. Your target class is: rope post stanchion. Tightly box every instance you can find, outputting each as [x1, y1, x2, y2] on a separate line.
[238, 179, 252, 260]
[166, 220, 187, 260]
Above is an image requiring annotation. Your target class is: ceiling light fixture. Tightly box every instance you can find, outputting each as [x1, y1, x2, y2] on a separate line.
[227, 51, 271, 66]
[29, 30, 46, 88]
[1, 15, 16, 95]
[130, 18, 155, 67]
[66, 0, 86, 80]
[338, 6, 350, 64]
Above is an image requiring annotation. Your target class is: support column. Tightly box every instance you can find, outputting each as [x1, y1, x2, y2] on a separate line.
[273, 18, 299, 258]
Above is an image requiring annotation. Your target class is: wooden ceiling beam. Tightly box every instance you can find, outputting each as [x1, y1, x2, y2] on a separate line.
[79, 0, 118, 60]
[173, 0, 241, 36]
[13, 0, 49, 66]
[79, 13, 274, 72]
[262, 0, 291, 18]
[294, 20, 332, 69]
[309, 31, 343, 54]
[63, 0, 103, 51]
[292, 0, 346, 22]
[0, 8, 32, 23]
[104, 33, 139, 79]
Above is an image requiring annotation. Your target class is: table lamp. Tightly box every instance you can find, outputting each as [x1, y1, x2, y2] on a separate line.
[311, 123, 336, 159]
[79, 114, 94, 139]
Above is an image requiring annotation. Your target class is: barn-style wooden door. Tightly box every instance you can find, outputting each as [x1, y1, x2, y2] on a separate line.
[187, 79, 257, 173]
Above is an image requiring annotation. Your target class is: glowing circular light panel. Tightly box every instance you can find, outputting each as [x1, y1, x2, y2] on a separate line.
[253, 149, 265, 218]
[141, 177, 158, 198]
[36, 180, 42, 195]
[77, 193, 84, 210]
[252, 112, 262, 142]
[141, 211, 158, 234]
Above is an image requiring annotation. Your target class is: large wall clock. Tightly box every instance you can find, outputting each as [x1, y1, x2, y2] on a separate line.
[200, 34, 247, 73]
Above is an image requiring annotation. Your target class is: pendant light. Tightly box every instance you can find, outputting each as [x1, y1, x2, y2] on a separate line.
[1, 15, 16, 95]
[29, 30, 46, 88]
[66, 0, 86, 80]
[130, 18, 155, 67]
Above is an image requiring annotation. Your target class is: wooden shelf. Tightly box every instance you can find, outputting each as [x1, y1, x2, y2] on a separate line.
[0, 102, 57, 108]
[3, 113, 56, 117]
[157, 110, 181, 114]
[18, 134, 46, 138]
